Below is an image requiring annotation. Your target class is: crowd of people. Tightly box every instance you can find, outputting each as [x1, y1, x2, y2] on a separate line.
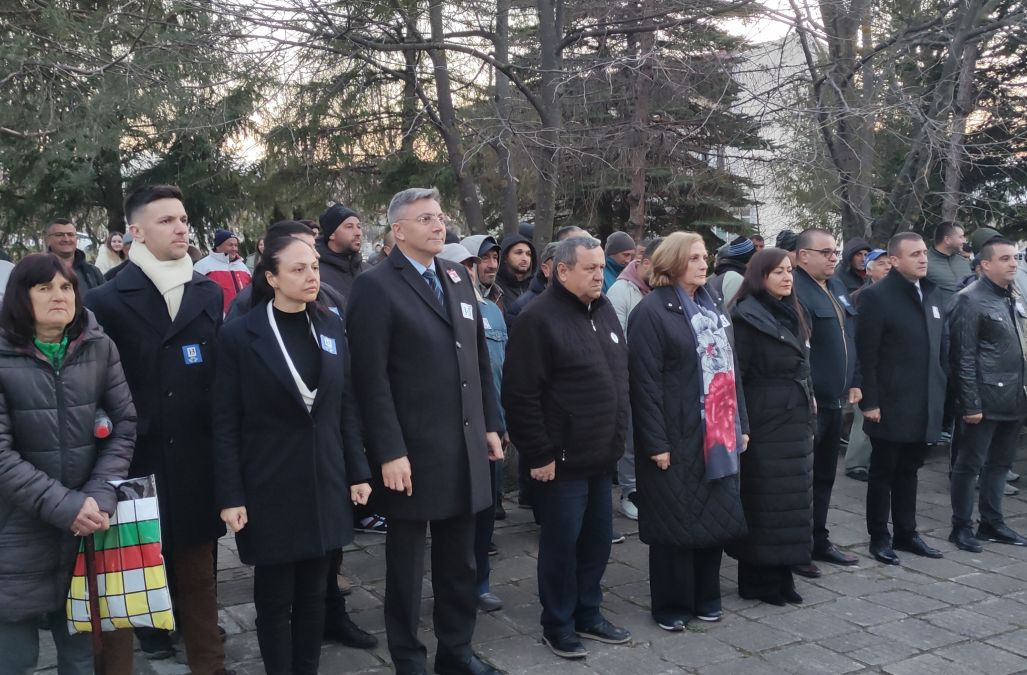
[1, 184, 1025, 675]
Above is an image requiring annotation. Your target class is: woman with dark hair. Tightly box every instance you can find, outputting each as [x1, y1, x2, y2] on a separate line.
[727, 247, 815, 606]
[214, 236, 371, 675]
[0, 253, 136, 673]
[95, 231, 127, 274]
[627, 231, 749, 632]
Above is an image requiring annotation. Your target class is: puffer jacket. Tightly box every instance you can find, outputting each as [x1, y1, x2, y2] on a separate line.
[0, 313, 136, 621]
[948, 276, 1027, 420]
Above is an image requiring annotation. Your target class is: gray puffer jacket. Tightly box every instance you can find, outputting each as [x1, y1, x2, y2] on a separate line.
[0, 312, 136, 621]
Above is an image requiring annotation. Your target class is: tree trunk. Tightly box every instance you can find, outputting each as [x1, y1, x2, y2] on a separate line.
[494, 0, 520, 235]
[625, 0, 654, 243]
[533, 0, 562, 248]
[400, 9, 420, 155]
[941, 41, 979, 223]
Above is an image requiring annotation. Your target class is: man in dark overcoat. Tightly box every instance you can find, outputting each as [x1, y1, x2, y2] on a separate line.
[346, 187, 504, 675]
[84, 185, 228, 674]
[855, 232, 947, 565]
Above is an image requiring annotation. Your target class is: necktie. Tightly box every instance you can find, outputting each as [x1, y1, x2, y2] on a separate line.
[422, 269, 445, 308]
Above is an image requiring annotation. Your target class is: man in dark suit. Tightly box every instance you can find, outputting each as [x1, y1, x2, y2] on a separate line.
[855, 232, 947, 565]
[85, 185, 229, 675]
[347, 187, 504, 675]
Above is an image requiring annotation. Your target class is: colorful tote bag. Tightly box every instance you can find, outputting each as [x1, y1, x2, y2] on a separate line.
[66, 475, 175, 633]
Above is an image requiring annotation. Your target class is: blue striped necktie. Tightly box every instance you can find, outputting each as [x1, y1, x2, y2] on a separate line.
[422, 269, 445, 307]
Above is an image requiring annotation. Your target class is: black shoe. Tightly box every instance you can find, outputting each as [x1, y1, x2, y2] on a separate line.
[576, 619, 631, 644]
[542, 632, 587, 659]
[517, 496, 534, 509]
[323, 611, 378, 649]
[218, 624, 227, 643]
[611, 531, 626, 545]
[870, 541, 900, 565]
[740, 590, 786, 606]
[812, 544, 859, 566]
[977, 522, 1027, 546]
[893, 533, 943, 558]
[845, 467, 869, 482]
[138, 629, 175, 660]
[494, 502, 506, 521]
[477, 592, 503, 612]
[696, 610, 722, 622]
[487, 542, 498, 556]
[948, 528, 983, 553]
[791, 563, 821, 579]
[782, 588, 803, 605]
[656, 618, 688, 632]
[434, 652, 501, 675]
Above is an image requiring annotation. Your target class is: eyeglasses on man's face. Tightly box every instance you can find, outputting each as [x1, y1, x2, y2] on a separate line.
[399, 213, 447, 226]
[802, 247, 841, 259]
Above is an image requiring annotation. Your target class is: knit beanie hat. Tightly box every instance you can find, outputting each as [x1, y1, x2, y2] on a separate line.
[776, 230, 797, 252]
[723, 235, 756, 263]
[969, 227, 1002, 255]
[605, 231, 635, 256]
[213, 229, 237, 249]
[319, 203, 360, 238]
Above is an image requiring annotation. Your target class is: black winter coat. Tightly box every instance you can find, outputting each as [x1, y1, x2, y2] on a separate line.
[793, 267, 858, 409]
[84, 263, 226, 549]
[855, 269, 947, 443]
[347, 247, 501, 521]
[947, 277, 1027, 421]
[213, 301, 370, 565]
[503, 271, 546, 327]
[502, 281, 628, 480]
[627, 286, 747, 548]
[314, 241, 363, 306]
[726, 295, 814, 567]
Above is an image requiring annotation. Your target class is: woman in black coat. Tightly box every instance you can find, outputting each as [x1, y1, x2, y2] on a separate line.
[628, 231, 749, 632]
[727, 248, 815, 606]
[214, 236, 371, 675]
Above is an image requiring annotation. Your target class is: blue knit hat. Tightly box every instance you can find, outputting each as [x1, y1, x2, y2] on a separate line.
[723, 235, 756, 262]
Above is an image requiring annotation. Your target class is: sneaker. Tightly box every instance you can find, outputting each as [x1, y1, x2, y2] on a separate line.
[611, 531, 626, 545]
[1008, 469, 1020, 483]
[355, 514, 387, 534]
[477, 592, 504, 612]
[657, 619, 687, 632]
[542, 632, 587, 659]
[487, 542, 498, 556]
[695, 610, 722, 622]
[1005, 483, 1019, 496]
[576, 619, 631, 644]
[939, 431, 952, 444]
[619, 492, 638, 521]
[138, 628, 175, 660]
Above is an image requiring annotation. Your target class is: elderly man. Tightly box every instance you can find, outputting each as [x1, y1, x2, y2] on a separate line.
[503, 237, 631, 660]
[193, 228, 252, 313]
[44, 218, 105, 290]
[347, 188, 504, 675]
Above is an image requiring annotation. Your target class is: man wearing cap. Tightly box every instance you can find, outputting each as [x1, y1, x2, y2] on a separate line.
[602, 231, 635, 293]
[462, 235, 505, 311]
[776, 230, 798, 264]
[837, 237, 872, 294]
[708, 236, 755, 307]
[316, 203, 364, 304]
[496, 233, 537, 302]
[193, 228, 252, 313]
[926, 222, 971, 308]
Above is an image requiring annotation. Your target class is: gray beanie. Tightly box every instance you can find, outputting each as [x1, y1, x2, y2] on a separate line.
[605, 231, 635, 256]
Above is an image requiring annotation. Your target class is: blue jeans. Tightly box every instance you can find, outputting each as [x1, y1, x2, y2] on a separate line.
[0, 610, 93, 675]
[535, 473, 613, 635]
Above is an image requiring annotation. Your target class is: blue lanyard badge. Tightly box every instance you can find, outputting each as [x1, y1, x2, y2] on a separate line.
[182, 344, 203, 365]
[319, 334, 338, 355]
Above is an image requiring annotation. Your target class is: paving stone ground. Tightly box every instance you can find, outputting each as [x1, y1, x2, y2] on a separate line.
[34, 443, 1027, 674]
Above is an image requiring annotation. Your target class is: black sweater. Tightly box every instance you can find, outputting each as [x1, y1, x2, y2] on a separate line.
[273, 306, 320, 391]
[502, 280, 629, 480]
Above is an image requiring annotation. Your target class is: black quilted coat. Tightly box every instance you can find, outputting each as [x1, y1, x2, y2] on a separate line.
[726, 294, 815, 567]
[627, 286, 747, 548]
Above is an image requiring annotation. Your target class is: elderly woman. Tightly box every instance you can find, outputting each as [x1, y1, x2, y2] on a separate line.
[727, 248, 815, 606]
[0, 253, 135, 674]
[627, 231, 748, 631]
[95, 231, 127, 274]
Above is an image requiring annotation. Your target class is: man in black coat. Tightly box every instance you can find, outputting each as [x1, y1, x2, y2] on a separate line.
[346, 187, 504, 675]
[84, 185, 228, 674]
[855, 232, 947, 565]
[315, 203, 364, 303]
[502, 237, 631, 660]
[947, 238, 1027, 552]
[792, 228, 860, 575]
[44, 218, 105, 290]
[495, 233, 536, 302]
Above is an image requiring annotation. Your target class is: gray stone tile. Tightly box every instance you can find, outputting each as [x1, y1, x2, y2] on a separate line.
[867, 617, 964, 650]
[761, 642, 862, 674]
[816, 596, 907, 626]
[934, 641, 1027, 675]
[915, 580, 992, 605]
[704, 617, 800, 652]
[759, 607, 859, 641]
[921, 606, 1018, 639]
[883, 652, 987, 675]
[697, 656, 781, 675]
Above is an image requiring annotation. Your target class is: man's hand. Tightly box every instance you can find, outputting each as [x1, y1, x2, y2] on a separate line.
[351, 483, 372, 505]
[848, 388, 863, 405]
[651, 452, 670, 470]
[531, 461, 556, 482]
[742, 434, 750, 451]
[220, 506, 248, 533]
[382, 457, 413, 496]
[70, 496, 107, 536]
[963, 413, 984, 425]
[486, 432, 504, 461]
[864, 408, 881, 423]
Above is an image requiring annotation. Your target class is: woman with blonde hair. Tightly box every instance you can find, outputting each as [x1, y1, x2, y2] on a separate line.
[95, 231, 126, 274]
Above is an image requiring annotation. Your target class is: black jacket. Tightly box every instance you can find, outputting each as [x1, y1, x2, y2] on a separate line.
[56, 249, 105, 291]
[103, 259, 129, 281]
[947, 277, 1027, 421]
[84, 262, 226, 549]
[627, 285, 747, 548]
[314, 241, 363, 307]
[793, 266, 858, 409]
[502, 280, 628, 480]
[504, 271, 546, 327]
[855, 269, 947, 443]
[495, 234, 537, 302]
[213, 301, 370, 566]
[837, 237, 871, 294]
[726, 294, 814, 567]
[347, 247, 501, 521]
[224, 282, 346, 324]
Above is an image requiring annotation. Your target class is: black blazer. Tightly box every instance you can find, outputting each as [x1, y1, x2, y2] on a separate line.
[855, 268, 947, 443]
[346, 246, 501, 521]
[793, 266, 858, 409]
[84, 263, 226, 549]
[213, 301, 370, 566]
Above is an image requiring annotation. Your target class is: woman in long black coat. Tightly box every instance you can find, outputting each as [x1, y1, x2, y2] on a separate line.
[628, 231, 749, 632]
[214, 236, 371, 675]
[727, 248, 815, 606]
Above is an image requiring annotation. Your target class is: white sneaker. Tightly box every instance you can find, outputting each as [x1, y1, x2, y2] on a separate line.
[620, 492, 638, 520]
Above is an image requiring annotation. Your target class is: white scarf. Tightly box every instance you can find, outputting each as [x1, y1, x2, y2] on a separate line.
[266, 301, 318, 412]
[129, 243, 194, 320]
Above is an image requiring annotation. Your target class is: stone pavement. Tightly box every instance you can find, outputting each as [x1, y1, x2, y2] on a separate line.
[36, 443, 1027, 674]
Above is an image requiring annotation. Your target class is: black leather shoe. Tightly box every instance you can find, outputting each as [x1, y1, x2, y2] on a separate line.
[893, 533, 943, 558]
[977, 522, 1027, 546]
[791, 563, 821, 579]
[782, 588, 803, 605]
[870, 541, 900, 565]
[542, 632, 587, 659]
[576, 619, 631, 644]
[948, 528, 983, 553]
[813, 544, 859, 566]
[434, 652, 501, 675]
[323, 610, 378, 649]
[846, 467, 869, 482]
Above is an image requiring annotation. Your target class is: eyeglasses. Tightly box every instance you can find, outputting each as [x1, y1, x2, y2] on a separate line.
[48, 232, 78, 239]
[802, 247, 841, 258]
[399, 214, 446, 226]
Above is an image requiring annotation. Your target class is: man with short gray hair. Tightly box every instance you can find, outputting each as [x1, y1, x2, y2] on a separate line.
[502, 236, 631, 660]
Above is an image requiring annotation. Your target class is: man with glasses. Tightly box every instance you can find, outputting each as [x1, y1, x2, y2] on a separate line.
[792, 228, 861, 577]
[44, 219, 105, 290]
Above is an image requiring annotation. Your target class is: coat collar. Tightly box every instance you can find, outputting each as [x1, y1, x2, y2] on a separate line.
[731, 294, 804, 353]
[113, 263, 220, 341]
[388, 246, 451, 324]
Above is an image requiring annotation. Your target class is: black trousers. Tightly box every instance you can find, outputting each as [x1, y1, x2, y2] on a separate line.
[253, 556, 330, 675]
[648, 544, 722, 624]
[324, 549, 348, 618]
[812, 407, 843, 550]
[474, 461, 499, 594]
[866, 438, 929, 541]
[950, 417, 1023, 529]
[737, 561, 796, 599]
[385, 514, 477, 673]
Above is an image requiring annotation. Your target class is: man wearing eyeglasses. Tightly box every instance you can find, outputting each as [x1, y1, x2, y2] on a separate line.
[792, 228, 861, 577]
[44, 219, 105, 290]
